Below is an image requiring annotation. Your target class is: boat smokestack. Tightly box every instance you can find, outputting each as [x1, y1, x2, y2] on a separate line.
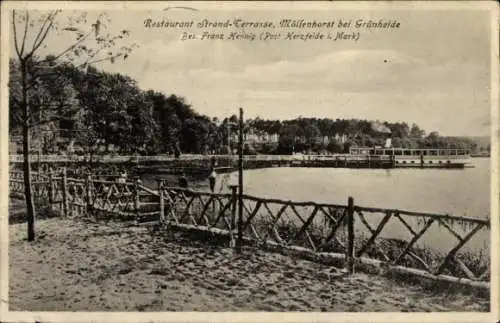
[385, 138, 392, 148]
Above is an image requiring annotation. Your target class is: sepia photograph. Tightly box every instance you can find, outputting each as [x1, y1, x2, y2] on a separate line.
[1, 1, 498, 322]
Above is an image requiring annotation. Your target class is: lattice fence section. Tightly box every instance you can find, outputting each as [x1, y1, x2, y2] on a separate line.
[33, 181, 50, 200]
[66, 178, 88, 217]
[160, 188, 350, 253]
[160, 188, 234, 231]
[10, 170, 48, 182]
[354, 206, 490, 282]
[9, 169, 149, 221]
[238, 197, 349, 252]
[9, 171, 53, 203]
[9, 177, 24, 198]
[87, 179, 138, 220]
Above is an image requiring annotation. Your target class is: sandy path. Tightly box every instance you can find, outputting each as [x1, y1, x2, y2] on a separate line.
[9, 218, 489, 312]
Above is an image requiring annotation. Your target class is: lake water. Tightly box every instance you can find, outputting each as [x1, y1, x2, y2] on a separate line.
[216, 158, 491, 254]
[239, 158, 490, 218]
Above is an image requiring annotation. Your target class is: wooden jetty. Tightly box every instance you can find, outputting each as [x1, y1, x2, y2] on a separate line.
[9, 147, 472, 177]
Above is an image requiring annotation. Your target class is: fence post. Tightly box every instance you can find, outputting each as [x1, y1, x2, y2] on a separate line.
[346, 196, 355, 274]
[134, 179, 141, 223]
[230, 185, 237, 249]
[159, 185, 165, 223]
[62, 167, 68, 217]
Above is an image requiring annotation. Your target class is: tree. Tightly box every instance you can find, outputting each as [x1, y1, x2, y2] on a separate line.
[181, 118, 211, 153]
[73, 108, 101, 169]
[277, 124, 304, 154]
[426, 131, 440, 148]
[410, 123, 426, 139]
[147, 90, 177, 154]
[11, 10, 135, 241]
[303, 123, 320, 146]
[326, 139, 344, 153]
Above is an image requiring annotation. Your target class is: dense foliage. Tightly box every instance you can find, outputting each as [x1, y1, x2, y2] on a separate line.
[9, 58, 488, 156]
[246, 118, 488, 154]
[9, 59, 221, 155]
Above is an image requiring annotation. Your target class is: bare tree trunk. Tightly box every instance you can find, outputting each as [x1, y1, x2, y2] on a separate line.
[21, 60, 36, 241]
[23, 123, 35, 241]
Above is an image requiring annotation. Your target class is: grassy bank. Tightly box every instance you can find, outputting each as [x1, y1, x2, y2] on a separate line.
[9, 217, 489, 312]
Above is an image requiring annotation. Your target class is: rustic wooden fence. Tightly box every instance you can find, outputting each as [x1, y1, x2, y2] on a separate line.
[9, 170, 490, 291]
[155, 186, 490, 290]
[9, 169, 153, 223]
[9, 171, 51, 201]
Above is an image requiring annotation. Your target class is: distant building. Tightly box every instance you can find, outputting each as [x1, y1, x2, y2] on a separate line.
[245, 129, 279, 144]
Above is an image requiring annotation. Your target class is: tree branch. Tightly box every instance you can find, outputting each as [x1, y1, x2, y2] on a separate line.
[19, 11, 29, 56]
[30, 13, 51, 54]
[76, 55, 116, 69]
[27, 11, 57, 59]
[35, 30, 93, 67]
[11, 11, 21, 58]
[31, 20, 53, 55]
[78, 46, 105, 67]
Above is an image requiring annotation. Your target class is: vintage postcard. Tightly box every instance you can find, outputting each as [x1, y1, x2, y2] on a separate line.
[0, 1, 498, 322]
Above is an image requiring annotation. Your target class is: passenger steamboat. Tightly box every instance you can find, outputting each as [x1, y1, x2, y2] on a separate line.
[349, 139, 471, 169]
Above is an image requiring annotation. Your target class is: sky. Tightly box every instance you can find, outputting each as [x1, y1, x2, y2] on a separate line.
[8, 4, 495, 136]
